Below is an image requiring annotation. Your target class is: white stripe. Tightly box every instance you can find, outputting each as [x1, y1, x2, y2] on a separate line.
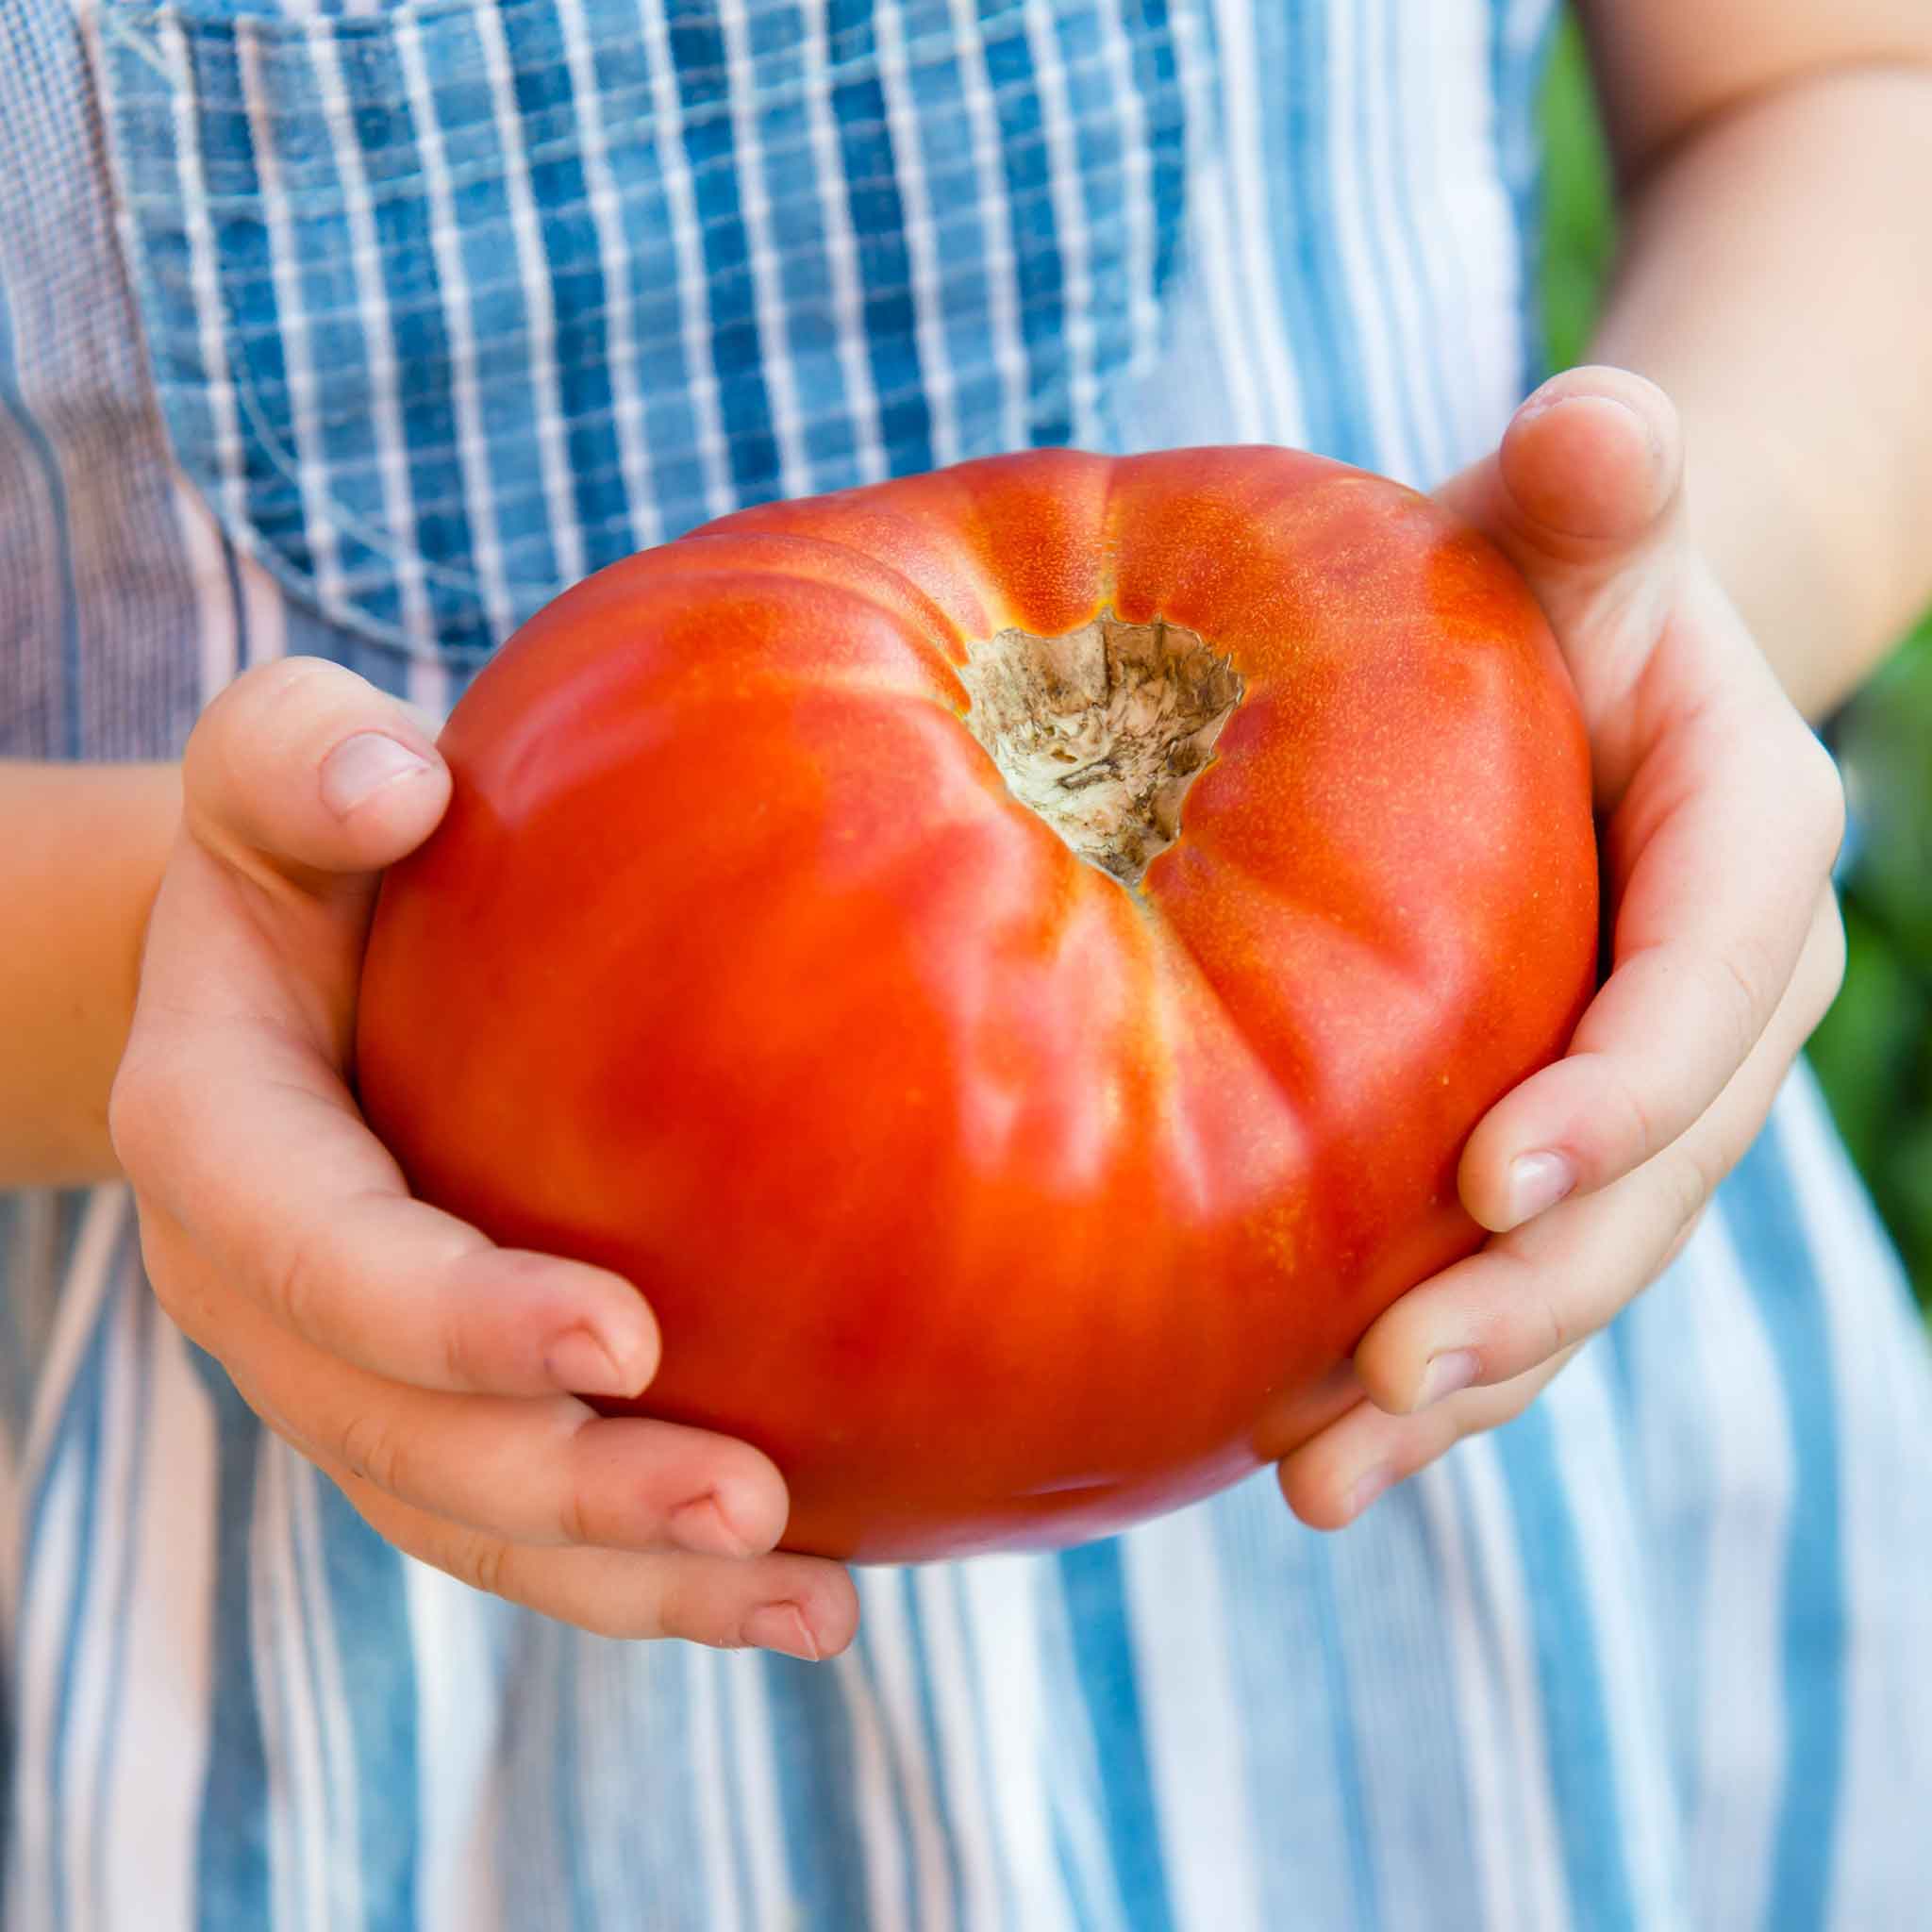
[1354, 0, 1448, 485]
[835, 1617, 913, 1932]
[713, 0, 814, 500]
[958, 1558, 1080, 1926]
[856, 1572, 955, 1931]
[870, 0, 959, 466]
[1020, 0, 1100, 441]
[1203, 0, 1304, 444]
[291, 1462, 363, 1929]
[471, 6, 588, 590]
[8, 1436, 83, 1930]
[686, 1649, 747, 1932]
[407, 1564, 508, 1932]
[305, 27, 441, 644]
[1414, 1464, 1523, 1930]
[1545, 1357, 1690, 1924]
[1091, 0, 1161, 381]
[945, 0, 1032, 454]
[630, 0, 738, 521]
[234, 26, 357, 625]
[392, 10, 522, 645]
[1778, 1071, 1932, 1920]
[554, 0, 667, 552]
[158, 15, 251, 534]
[256, 1443, 331, 1932]
[1122, 1513, 1266, 1932]
[1457, 1441, 1572, 1932]
[915, 1565, 1006, 1932]
[97, 1316, 218, 1932]
[1398, 6, 1522, 467]
[795, 0, 891, 481]
[1665, 1221, 1791, 1927]
[724, 1650, 793, 1929]
[58, 1275, 139, 1932]
[169, 473, 242, 705]
[22, 1189, 129, 1488]
[1320, 0, 1411, 475]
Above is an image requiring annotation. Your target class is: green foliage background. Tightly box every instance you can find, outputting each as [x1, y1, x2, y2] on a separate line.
[1539, 17, 1932, 1309]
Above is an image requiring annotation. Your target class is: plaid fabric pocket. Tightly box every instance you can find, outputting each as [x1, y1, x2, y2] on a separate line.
[92, 0, 1207, 659]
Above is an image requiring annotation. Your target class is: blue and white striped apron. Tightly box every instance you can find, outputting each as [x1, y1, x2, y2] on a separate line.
[4, 0, 1930, 1924]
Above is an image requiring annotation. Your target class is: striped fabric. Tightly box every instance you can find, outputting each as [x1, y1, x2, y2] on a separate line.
[3, 0, 1930, 1925]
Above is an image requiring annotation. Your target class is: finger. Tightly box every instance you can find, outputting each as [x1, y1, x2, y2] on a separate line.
[1357, 891, 1844, 1413]
[215, 1305, 790, 1556]
[1277, 1348, 1579, 1531]
[1459, 729, 1843, 1236]
[1434, 367, 1685, 636]
[114, 1017, 658, 1395]
[182, 657, 450, 882]
[339, 1467, 858, 1656]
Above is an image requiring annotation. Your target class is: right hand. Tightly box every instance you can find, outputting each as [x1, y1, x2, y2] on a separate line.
[110, 658, 857, 1658]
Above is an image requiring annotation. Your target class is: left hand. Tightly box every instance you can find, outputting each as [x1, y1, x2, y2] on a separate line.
[1278, 366, 1848, 1528]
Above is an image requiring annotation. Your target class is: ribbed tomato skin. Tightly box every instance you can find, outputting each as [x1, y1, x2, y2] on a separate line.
[356, 448, 1598, 1561]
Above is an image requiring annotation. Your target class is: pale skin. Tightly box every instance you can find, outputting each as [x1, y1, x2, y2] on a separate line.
[6, 0, 1931, 1657]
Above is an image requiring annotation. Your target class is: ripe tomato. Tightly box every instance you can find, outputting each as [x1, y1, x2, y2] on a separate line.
[356, 448, 1598, 1562]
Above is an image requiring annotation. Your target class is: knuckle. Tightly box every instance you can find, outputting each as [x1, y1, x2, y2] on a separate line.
[338, 1407, 408, 1497]
[452, 1532, 512, 1603]
[269, 1218, 339, 1345]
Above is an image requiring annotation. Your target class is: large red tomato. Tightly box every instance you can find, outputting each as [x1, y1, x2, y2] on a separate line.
[356, 448, 1598, 1562]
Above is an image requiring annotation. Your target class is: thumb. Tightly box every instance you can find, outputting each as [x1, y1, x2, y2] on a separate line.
[1434, 366, 1687, 632]
[184, 658, 451, 881]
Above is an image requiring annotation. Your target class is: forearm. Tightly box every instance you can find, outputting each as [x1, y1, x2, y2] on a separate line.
[1, 761, 181, 1186]
[1586, 65, 1932, 721]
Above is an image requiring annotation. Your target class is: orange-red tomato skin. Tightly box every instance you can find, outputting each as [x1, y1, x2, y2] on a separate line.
[357, 447, 1598, 1562]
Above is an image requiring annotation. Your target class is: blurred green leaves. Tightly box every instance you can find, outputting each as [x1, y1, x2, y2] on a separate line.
[1538, 13, 1932, 1307]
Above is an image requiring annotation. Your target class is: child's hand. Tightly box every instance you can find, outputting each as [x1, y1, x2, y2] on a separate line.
[109, 659, 856, 1657]
[1278, 367, 1847, 1528]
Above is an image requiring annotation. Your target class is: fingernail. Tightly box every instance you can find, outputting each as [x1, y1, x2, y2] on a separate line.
[1415, 1348, 1480, 1411]
[1504, 1151, 1574, 1229]
[544, 1324, 643, 1397]
[668, 1493, 752, 1559]
[741, 1602, 820, 1662]
[1346, 1465, 1394, 1521]
[321, 731, 432, 817]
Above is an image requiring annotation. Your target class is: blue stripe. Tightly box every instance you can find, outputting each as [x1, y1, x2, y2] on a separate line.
[825, 0, 934, 475]
[502, 5, 633, 580]
[1057, 1541, 1175, 1932]
[666, 0, 783, 503]
[576, 4, 714, 535]
[84, 1287, 156, 1923]
[554, 1637, 596, 1932]
[899, 1577, 969, 1927]
[1494, 1409, 1639, 1930]
[190, 1365, 273, 1928]
[1310, 1545, 1381, 1926]
[0, 267, 84, 757]
[741, 0, 864, 489]
[310, 1477, 420, 1932]
[349, 22, 491, 659]
[1724, 1118, 1846, 1924]
[760, 1652, 871, 1923]
[974, 0, 1071, 445]
[1254, 0, 1369, 463]
[40, 1315, 111, 1932]
[1346, 1, 1431, 478]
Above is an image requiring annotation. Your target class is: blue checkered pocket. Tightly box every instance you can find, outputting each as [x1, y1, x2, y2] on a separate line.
[92, 0, 1207, 660]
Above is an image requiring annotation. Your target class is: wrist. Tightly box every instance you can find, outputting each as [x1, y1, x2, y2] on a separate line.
[0, 760, 183, 1187]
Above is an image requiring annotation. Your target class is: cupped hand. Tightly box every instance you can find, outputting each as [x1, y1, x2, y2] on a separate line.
[1279, 366, 1847, 1528]
[110, 658, 857, 1657]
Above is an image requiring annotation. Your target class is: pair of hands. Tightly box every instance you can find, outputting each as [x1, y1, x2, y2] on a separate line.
[108, 370, 1847, 1660]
